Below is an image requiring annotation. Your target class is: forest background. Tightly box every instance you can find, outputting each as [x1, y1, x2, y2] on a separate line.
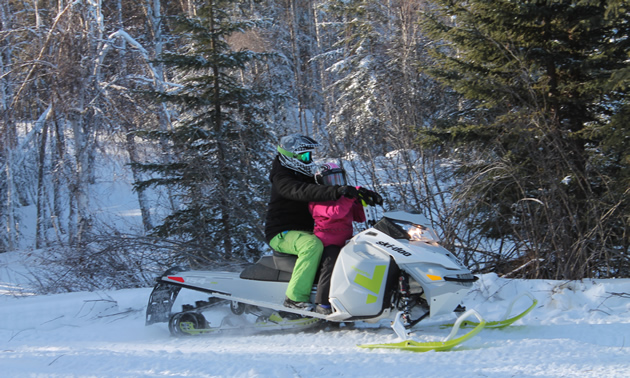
[1, 0, 628, 293]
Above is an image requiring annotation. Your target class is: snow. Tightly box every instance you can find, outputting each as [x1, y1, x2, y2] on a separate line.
[2, 253, 629, 377]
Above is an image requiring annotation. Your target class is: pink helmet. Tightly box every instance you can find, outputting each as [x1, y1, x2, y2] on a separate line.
[315, 163, 347, 186]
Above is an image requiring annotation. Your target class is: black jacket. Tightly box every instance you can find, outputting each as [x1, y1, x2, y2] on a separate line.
[264, 156, 341, 242]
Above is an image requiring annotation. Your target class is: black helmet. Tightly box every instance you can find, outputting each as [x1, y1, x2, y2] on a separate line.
[315, 163, 347, 186]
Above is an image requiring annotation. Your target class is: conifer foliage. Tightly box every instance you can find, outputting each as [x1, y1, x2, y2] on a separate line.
[322, 0, 390, 155]
[420, 0, 630, 279]
[133, 0, 277, 264]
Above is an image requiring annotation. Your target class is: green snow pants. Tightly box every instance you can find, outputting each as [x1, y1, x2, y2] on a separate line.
[269, 230, 324, 302]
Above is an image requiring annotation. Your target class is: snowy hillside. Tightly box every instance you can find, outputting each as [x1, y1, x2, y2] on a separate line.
[1, 250, 629, 377]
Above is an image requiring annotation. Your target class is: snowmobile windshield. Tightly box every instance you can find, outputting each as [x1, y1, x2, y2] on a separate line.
[374, 217, 440, 243]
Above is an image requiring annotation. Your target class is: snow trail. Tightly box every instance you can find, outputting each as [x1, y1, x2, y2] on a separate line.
[2, 257, 629, 377]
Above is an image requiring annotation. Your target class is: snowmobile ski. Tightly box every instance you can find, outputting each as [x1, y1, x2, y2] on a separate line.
[359, 309, 486, 352]
[440, 292, 537, 330]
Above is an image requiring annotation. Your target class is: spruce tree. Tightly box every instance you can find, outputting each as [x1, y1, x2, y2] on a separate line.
[420, 0, 630, 278]
[321, 0, 391, 156]
[134, 0, 278, 264]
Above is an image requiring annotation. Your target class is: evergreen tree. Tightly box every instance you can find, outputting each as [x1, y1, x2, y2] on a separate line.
[420, 0, 630, 278]
[134, 0, 278, 264]
[321, 0, 391, 156]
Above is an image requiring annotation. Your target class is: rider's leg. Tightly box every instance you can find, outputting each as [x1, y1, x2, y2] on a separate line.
[315, 245, 342, 306]
[269, 230, 324, 302]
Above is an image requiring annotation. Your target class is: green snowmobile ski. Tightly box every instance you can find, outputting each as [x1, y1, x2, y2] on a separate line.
[359, 309, 486, 352]
[440, 292, 537, 330]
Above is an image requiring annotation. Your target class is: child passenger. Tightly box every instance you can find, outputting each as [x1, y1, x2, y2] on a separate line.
[309, 163, 372, 315]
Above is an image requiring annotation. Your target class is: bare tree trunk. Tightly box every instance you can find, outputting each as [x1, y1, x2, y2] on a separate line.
[3, 148, 15, 251]
[36, 105, 52, 248]
[70, 109, 92, 244]
[0, 0, 16, 251]
[287, 0, 307, 134]
[125, 132, 153, 233]
[66, 0, 106, 244]
[143, 0, 179, 214]
[51, 113, 67, 242]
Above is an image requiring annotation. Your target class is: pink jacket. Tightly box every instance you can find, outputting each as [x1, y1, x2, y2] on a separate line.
[309, 196, 366, 247]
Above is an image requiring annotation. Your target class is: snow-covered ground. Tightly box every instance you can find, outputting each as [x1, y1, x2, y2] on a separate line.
[1, 250, 629, 378]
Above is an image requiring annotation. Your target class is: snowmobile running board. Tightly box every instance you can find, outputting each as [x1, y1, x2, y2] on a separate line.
[440, 292, 537, 330]
[359, 309, 486, 352]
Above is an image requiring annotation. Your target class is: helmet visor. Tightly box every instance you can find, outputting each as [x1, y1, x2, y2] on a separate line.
[296, 151, 313, 164]
[278, 146, 314, 164]
[321, 168, 347, 186]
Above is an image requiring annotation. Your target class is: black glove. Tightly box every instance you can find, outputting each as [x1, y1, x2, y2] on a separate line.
[358, 187, 383, 206]
[337, 185, 359, 199]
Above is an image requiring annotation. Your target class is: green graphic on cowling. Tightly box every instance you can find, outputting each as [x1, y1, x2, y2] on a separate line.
[353, 265, 387, 304]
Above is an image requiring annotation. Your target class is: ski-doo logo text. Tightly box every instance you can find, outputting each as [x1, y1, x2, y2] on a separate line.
[376, 241, 411, 257]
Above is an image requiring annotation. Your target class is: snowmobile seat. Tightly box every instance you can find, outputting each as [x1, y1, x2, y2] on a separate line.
[270, 251, 298, 271]
[239, 252, 297, 282]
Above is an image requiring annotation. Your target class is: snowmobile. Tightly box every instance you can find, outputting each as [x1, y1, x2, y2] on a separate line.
[145, 210, 536, 351]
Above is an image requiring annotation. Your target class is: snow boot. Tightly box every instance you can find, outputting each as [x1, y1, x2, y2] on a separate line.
[283, 297, 313, 311]
[315, 304, 332, 315]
